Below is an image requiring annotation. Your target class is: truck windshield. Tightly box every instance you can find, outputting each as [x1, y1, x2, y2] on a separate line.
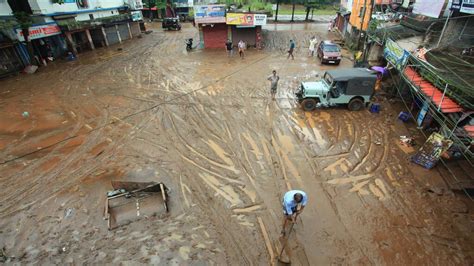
[323, 73, 333, 87]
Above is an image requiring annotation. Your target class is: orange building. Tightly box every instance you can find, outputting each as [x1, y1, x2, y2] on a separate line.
[349, 0, 374, 31]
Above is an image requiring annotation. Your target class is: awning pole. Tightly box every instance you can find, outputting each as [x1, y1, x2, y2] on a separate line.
[436, 10, 452, 48]
[438, 83, 448, 112]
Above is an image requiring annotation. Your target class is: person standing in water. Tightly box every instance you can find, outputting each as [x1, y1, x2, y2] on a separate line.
[267, 70, 280, 101]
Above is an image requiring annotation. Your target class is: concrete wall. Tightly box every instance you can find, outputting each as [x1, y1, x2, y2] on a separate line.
[75, 9, 120, 21]
[349, 0, 373, 31]
[0, 0, 13, 16]
[28, 0, 124, 15]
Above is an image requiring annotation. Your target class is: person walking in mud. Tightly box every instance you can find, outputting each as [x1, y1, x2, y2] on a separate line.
[225, 39, 233, 57]
[281, 190, 307, 236]
[287, 40, 295, 60]
[309, 36, 317, 57]
[267, 70, 280, 101]
[238, 40, 246, 59]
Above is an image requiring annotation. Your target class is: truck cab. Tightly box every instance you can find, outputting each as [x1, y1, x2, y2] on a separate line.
[296, 68, 377, 111]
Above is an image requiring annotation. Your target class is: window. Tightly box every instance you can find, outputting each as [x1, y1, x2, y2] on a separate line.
[89, 14, 94, 20]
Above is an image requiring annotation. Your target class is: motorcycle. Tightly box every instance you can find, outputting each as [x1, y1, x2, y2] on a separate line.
[186, 38, 193, 51]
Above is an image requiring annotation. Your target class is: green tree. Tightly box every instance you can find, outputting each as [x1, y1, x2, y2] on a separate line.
[13, 11, 36, 66]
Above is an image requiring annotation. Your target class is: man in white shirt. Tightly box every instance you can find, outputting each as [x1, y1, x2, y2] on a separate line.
[281, 190, 308, 236]
[309, 36, 317, 57]
[238, 40, 246, 59]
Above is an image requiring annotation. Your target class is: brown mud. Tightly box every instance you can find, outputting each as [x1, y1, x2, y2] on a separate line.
[0, 23, 472, 264]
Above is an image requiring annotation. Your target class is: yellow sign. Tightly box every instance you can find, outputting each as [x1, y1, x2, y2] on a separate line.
[226, 13, 254, 26]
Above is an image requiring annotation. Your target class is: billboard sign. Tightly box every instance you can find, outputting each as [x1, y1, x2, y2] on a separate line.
[226, 13, 267, 26]
[383, 39, 409, 70]
[413, 0, 445, 18]
[194, 5, 226, 23]
[15, 23, 61, 42]
[226, 13, 254, 25]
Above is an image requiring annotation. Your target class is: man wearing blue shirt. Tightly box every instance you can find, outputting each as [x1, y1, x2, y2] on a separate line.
[281, 190, 307, 236]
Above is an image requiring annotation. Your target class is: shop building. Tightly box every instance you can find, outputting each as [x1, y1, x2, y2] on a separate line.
[194, 4, 227, 48]
[226, 13, 266, 48]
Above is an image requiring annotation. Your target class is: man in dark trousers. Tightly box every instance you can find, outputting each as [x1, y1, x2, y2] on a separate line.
[281, 190, 307, 236]
[287, 40, 295, 60]
[225, 39, 233, 57]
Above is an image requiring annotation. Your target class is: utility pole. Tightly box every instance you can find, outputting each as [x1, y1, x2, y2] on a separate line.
[362, 0, 375, 62]
[357, 0, 368, 50]
[275, 0, 280, 22]
[291, 0, 296, 22]
[148, 0, 153, 20]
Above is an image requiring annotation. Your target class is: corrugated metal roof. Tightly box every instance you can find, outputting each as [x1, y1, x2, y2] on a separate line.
[404, 66, 464, 113]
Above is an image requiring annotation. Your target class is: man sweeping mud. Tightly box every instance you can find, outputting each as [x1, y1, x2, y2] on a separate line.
[281, 190, 307, 236]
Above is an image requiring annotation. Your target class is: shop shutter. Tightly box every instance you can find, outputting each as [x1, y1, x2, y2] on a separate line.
[118, 24, 130, 41]
[203, 24, 227, 49]
[130, 22, 141, 37]
[231, 26, 256, 47]
[105, 26, 120, 45]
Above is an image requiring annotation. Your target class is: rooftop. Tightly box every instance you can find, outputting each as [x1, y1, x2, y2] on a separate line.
[326, 68, 378, 81]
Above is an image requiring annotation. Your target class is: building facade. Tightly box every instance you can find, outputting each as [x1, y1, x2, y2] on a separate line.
[0, 0, 144, 72]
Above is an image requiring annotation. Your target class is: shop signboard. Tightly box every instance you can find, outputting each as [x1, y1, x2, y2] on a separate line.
[226, 13, 254, 26]
[460, 0, 474, 14]
[451, 0, 462, 10]
[15, 23, 61, 42]
[412, 133, 453, 169]
[383, 38, 409, 70]
[194, 5, 226, 23]
[413, 0, 445, 18]
[417, 101, 429, 127]
[226, 13, 267, 26]
[131, 11, 143, 21]
[253, 14, 267, 25]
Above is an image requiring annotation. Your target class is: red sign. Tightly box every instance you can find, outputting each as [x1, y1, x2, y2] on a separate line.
[16, 24, 61, 41]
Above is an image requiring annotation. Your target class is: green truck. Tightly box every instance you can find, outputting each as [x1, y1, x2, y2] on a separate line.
[295, 68, 377, 111]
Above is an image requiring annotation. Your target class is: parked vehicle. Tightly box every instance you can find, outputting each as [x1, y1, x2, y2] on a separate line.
[295, 68, 377, 111]
[316, 40, 342, 65]
[162, 17, 181, 31]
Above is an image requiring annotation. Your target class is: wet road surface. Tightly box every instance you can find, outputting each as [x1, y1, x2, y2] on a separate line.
[0, 23, 473, 264]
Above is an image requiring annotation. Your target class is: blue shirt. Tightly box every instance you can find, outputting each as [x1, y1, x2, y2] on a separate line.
[290, 42, 295, 49]
[283, 190, 307, 215]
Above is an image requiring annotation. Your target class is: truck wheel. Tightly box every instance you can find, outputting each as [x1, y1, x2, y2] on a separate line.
[348, 98, 364, 111]
[302, 99, 318, 111]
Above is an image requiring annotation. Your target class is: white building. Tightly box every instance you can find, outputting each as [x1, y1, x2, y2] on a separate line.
[0, 1, 13, 16]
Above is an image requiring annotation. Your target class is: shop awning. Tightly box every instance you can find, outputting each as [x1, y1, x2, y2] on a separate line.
[404, 66, 464, 113]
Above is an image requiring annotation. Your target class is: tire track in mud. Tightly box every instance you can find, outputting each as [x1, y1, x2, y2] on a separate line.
[0, 30, 191, 218]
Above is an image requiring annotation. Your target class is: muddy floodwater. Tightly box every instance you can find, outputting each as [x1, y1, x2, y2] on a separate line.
[0, 23, 473, 264]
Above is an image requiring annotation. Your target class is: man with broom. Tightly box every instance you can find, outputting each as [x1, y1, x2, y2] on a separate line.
[281, 190, 308, 236]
